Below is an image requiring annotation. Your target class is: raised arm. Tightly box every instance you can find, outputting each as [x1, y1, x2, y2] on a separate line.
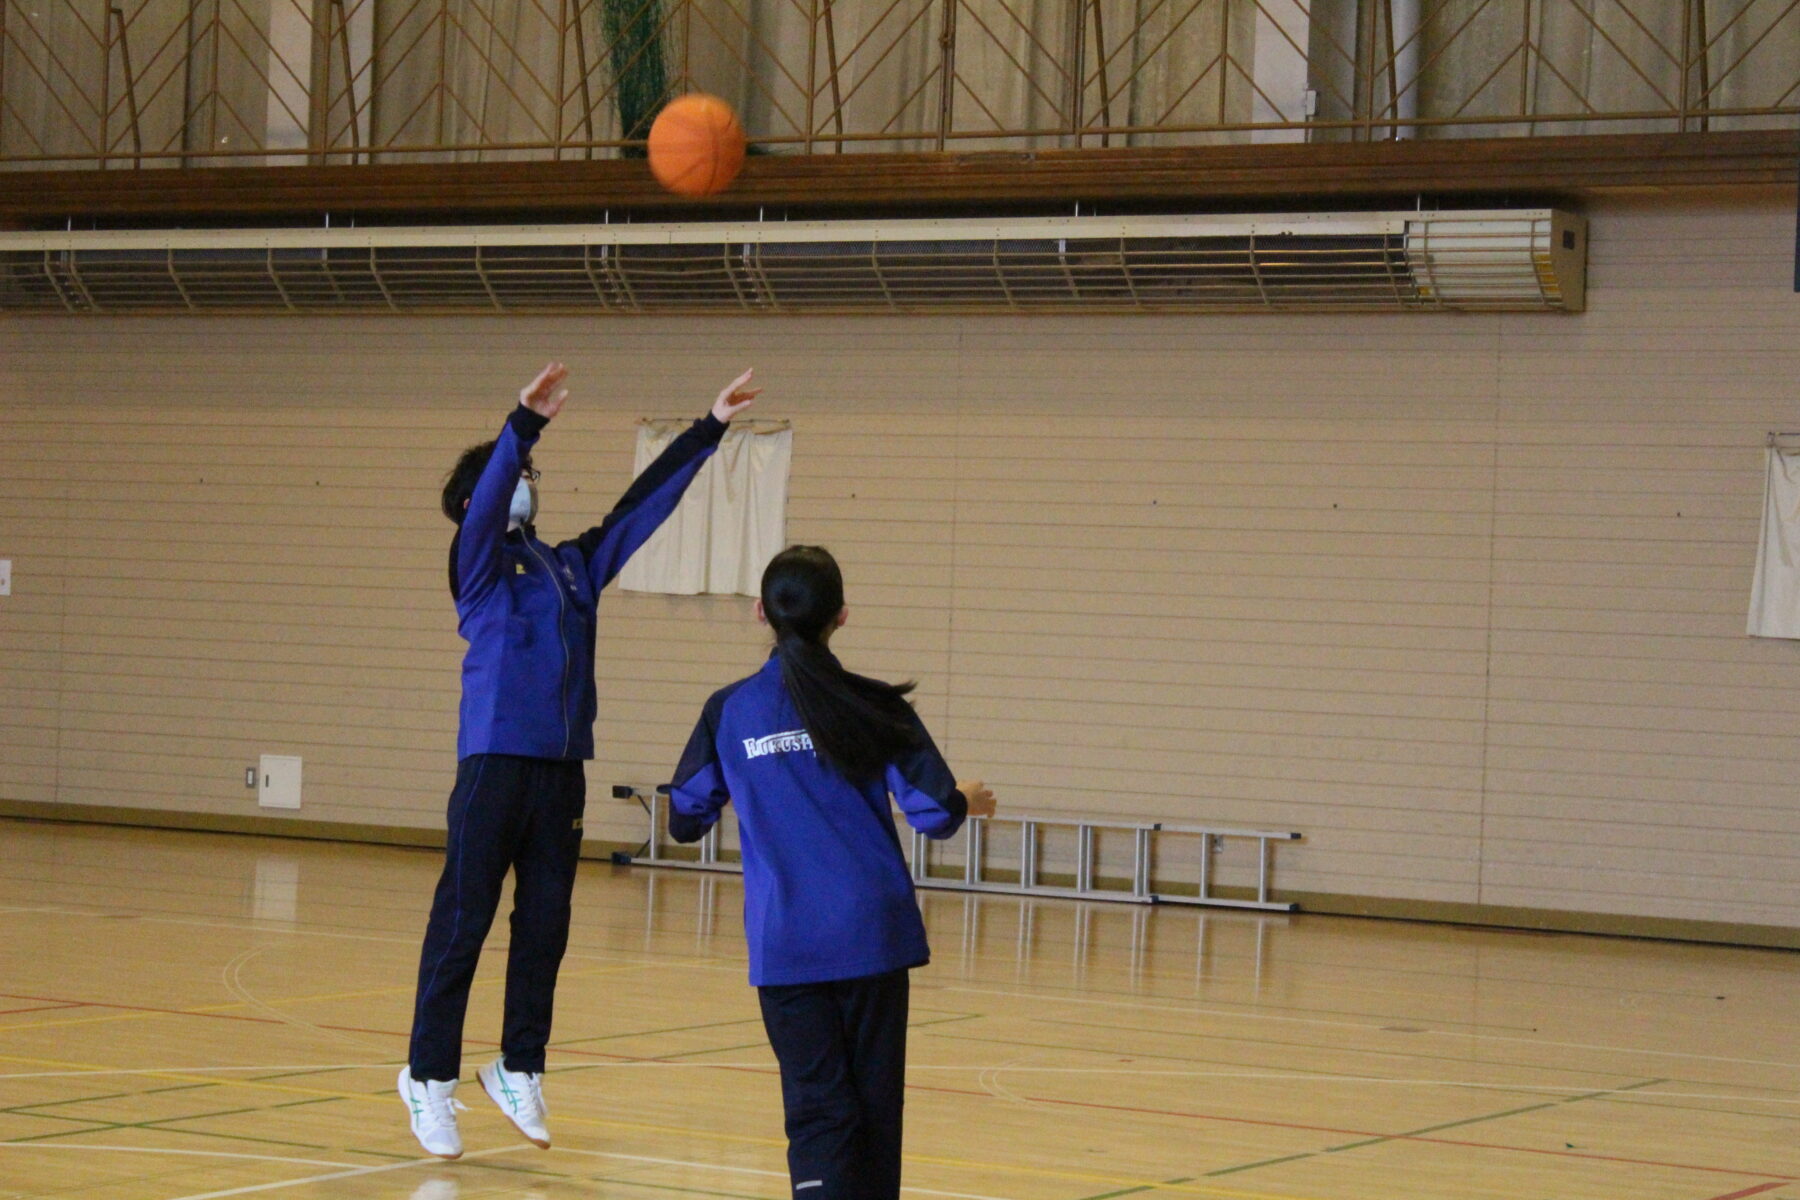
[454, 363, 567, 605]
[573, 369, 760, 590]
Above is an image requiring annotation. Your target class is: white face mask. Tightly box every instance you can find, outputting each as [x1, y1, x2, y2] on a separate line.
[508, 478, 538, 531]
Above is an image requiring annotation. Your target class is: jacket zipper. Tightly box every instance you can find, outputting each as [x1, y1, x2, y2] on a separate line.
[523, 537, 574, 757]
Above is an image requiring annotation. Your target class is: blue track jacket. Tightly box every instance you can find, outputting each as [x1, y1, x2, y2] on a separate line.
[668, 656, 969, 986]
[450, 405, 725, 761]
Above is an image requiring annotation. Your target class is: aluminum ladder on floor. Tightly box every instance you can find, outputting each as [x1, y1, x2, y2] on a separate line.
[612, 784, 1299, 912]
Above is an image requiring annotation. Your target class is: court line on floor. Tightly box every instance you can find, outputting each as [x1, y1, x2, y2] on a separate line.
[9, 1016, 1791, 1196]
[0, 1003, 84, 1017]
[0, 958, 675, 1037]
[917, 1022, 1800, 1104]
[943, 1085, 1800, 1184]
[3, 1060, 1795, 1108]
[7, 1044, 1795, 1187]
[0, 904, 736, 971]
[1705, 1184, 1790, 1200]
[937, 984, 1800, 1071]
[917, 1027, 1800, 1129]
[553, 1147, 1018, 1200]
[0, 1063, 390, 1080]
[1012, 1010, 1800, 1115]
[0, 1143, 358, 1169]
[1204, 1078, 1667, 1179]
[0, 1048, 1322, 1200]
[158, 1145, 521, 1200]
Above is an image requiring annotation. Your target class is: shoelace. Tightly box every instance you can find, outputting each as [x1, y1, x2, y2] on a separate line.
[423, 1091, 468, 1127]
[521, 1073, 547, 1116]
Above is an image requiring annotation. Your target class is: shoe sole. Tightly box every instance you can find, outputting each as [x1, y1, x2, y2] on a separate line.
[478, 1065, 550, 1150]
[399, 1070, 463, 1159]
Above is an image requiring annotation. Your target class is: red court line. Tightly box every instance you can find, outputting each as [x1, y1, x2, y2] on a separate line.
[0, 1004, 86, 1016]
[19, 1001, 1792, 1187]
[1706, 1184, 1790, 1200]
[520, 1036, 1800, 1187]
[979, 1090, 1799, 1183]
[0, 990, 279, 1026]
[511, 1035, 1800, 1187]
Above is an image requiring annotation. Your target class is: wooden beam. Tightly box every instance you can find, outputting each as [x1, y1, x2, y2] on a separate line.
[0, 129, 1792, 222]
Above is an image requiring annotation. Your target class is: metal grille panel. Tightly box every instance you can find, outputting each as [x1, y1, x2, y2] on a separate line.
[0, 211, 1584, 315]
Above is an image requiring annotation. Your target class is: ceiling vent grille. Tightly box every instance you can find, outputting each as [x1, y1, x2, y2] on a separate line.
[0, 211, 1583, 315]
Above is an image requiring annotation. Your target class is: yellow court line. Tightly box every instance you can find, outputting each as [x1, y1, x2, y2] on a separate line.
[0, 1048, 1326, 1200]
[0, 960, 678, 1036]
[905, 1149, 1321, 1200]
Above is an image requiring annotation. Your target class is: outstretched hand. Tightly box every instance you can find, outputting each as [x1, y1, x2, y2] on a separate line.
[959, 781, 996, 819]
[520, 362, 569, 420]
[711, 368, 761, 423]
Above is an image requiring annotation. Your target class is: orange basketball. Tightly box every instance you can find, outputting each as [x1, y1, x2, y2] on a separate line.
[647, 94, 746, 198]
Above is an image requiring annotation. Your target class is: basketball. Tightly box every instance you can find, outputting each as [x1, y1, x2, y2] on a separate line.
[647, 93, 746, 198]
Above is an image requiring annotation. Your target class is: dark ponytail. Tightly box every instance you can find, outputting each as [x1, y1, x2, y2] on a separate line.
[762, 545, 922, 782]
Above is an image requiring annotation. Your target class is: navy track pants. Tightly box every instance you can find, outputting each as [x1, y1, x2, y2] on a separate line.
[408, 753, 586, 1082]
[757, 968, 910, 1199]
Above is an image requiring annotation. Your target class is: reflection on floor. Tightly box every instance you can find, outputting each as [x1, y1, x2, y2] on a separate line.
[0, 820, 1795, 1200]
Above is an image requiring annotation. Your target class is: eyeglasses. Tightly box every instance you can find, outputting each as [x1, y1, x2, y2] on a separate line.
[521, 467, 541, 482]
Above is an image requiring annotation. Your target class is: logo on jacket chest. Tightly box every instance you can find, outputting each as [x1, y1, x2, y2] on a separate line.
[513, 557, 579, 587]
[742, 729, 815, 759]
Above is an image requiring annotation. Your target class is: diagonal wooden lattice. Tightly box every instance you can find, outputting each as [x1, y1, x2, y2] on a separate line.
[0, 0, 1794, 166]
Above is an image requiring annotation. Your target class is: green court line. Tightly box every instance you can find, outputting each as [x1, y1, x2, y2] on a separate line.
[0, 1079, 215, 1115]
[3, 1101, 342, 1151]
[1311, 1099, 1568, 1156]
[1035, 1014, 1666, 1088]
[6, 1119, 164, 1143]
[0, 1090, 141, 1114]
[124, 1122, 341, 1154]
[1, 1111, 115, 1135]
[919, 1029, 1210, 1063]
[921, 1026, 1551, 1097]
[1585, 1097, 1800, 1123]
[649, 1040, 772, 1060]
[149, 1105, 415, 1162]
[636, 1016, 973, 1065]
[924, 1023, 1633, 1106]
[1074, 1176, 1197, 1200]
[554, 1016, 764, 1047]
[558, 1012, 981, 1070]
[246, 1065, 375, 1082]
[567, 1173, 773, 1200]
[1202, 1151, 1318, 1176]
[912, 1013, 984, 1029]
[1204, 1077, 1670, 1178]
[266, 1096, 343, 1111]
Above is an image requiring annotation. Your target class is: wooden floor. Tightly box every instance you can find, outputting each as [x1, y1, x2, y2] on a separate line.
[0, 820, 1794, 1200]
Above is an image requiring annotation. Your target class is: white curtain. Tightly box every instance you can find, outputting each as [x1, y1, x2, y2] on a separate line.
[618, 419, 792, 597]
[1748, 445, 1800, 639]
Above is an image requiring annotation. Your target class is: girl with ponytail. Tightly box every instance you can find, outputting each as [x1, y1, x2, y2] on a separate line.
[669, 545, 994, 1200]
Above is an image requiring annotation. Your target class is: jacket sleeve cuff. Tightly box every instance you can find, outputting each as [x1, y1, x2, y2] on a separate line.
[668, 809, 710, 844]
[509, 405, 551, 440]
[698, 412, 728, 441]
[941, 789, 969, 823]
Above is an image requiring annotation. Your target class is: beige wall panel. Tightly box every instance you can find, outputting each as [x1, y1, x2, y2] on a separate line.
[2, 193, 1798, 931]
[1485, 789, 1799, 829]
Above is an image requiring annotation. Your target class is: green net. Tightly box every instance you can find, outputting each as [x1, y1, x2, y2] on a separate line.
[599, 0, 670, 156]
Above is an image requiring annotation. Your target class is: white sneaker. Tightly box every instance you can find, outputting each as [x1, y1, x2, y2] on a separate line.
[398, 1066, 467, 1159]
[477, 1058, 550, 1149]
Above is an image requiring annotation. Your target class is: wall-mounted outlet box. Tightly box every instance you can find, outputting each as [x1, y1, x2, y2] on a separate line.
[258, 755, 302, 810]
[0, 560, 11, 596]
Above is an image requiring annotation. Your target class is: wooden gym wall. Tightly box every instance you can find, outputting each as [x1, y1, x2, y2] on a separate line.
[2, 190, 1797, 943]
